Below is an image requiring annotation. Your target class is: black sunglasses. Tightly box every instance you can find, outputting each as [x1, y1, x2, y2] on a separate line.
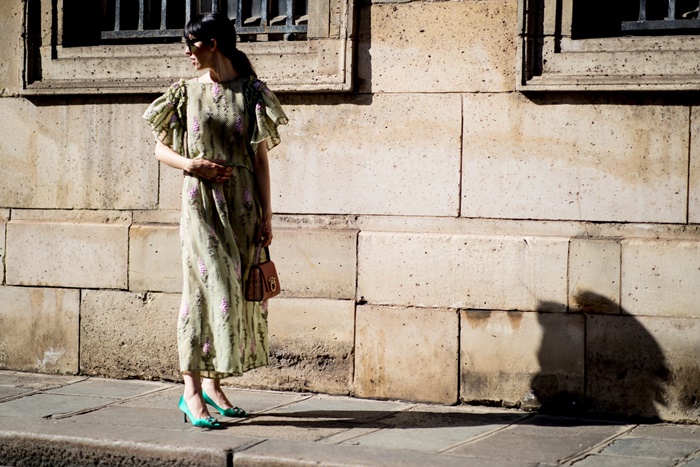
[184, 36, 201, 53]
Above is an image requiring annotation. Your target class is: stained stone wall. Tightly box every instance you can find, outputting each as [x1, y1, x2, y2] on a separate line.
[2, 0, 700, 423]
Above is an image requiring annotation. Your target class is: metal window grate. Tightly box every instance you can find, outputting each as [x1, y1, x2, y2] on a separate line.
[622, 0, 700, 31]
[101, 0, 307, 41]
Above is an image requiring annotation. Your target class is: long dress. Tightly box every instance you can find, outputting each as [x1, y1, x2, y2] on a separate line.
[143, 75, 288, 378]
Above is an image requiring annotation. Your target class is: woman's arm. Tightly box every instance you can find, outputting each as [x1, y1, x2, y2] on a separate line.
[254, 140, 273, 247]
[154, 140, 232, 183]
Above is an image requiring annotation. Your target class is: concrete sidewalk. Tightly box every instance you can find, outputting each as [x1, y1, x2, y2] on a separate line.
[0, 371, 699, 466]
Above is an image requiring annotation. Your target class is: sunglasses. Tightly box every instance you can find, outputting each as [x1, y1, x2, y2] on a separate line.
[184, 37, 201, 53]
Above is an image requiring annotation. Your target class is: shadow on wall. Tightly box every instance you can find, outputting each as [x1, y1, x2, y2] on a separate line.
[532, 291, 670, 421]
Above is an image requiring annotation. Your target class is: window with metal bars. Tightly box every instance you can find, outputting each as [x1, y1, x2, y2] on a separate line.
[572, 0, 700, 38]
[63, 0, 307, 46]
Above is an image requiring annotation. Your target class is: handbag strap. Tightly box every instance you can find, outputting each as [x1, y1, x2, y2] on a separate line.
[253, 243, 271, 265]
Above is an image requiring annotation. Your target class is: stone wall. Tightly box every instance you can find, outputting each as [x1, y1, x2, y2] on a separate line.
[2, 0, 700, 422]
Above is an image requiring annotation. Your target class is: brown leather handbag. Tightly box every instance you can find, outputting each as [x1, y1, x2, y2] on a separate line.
[245, 244, 281, 301]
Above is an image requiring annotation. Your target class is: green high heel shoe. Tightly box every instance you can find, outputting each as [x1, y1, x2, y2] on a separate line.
[202, 391, 249, 418]
[178, 395, 221, 428]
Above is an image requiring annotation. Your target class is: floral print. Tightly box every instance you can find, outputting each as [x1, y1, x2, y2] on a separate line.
[143, 76, 287, 379]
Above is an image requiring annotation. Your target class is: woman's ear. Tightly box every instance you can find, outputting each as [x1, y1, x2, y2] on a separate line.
[208, 38, 218, 51]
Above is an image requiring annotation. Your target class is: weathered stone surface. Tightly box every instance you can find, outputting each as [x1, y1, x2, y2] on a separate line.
[569, 238, 620, 314]
[230, 299, 354, 394]
[586, 314, 700, 422]
[0, 1, 21, 96]
[622, 239, 700, 318]
[357, 1, 517, 93]
[80, 290, 180, 380]
[461, 93, 688, 223]
[460, 311, 584, 409]
[159, 166, 184, 211]
[11, 209, 131, 223]
[0, 286, 79, 374]
[272, 93, 461, 216]
[358, 232, 568, 311]
[355, 305, 458, 404]
[0, 211, 6, 284]
[0, 98, 158, 209]
[273, 228, 357, 299]
[129, 224, 181, 293]
[6, 220, 128, 289]
[689, 105, 700, 223]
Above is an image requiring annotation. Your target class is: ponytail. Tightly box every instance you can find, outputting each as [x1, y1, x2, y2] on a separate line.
[184, 12, 257, 79]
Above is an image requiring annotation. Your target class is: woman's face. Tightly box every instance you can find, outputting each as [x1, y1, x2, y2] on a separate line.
[185, 35, 213, 70]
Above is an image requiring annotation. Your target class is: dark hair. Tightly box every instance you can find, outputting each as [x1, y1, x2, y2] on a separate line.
[184, 12, 257, 79]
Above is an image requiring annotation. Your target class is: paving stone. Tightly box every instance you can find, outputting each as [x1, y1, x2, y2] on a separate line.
[682, 456, 700, 467]
[571, 455, 675, 467]
[623, 423, 700, 441]
[339, 407, 527, 452]
[0, 387, 33, 400]
[599, 437, 700, 460]
[61, 405, 184, 430]
[0, 371, 85, 390]
[449, 416, 628, 464]
[45, 378, 172, 399]
[267, 394, 413, 422]
[0, 394, 113, 418]
[234, 438, 534, 467]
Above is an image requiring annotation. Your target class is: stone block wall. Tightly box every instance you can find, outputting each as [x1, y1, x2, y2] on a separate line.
[2, 0, 700, 422]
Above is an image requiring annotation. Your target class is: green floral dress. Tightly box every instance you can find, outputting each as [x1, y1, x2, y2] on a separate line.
[143, 76, 287, 378]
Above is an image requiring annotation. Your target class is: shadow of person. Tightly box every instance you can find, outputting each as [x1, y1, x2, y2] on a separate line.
[531, 291, 670, 421]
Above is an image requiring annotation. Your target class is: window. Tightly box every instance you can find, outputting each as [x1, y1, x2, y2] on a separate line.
[518, 0, 700, 91]
[23, 0, 353, 94]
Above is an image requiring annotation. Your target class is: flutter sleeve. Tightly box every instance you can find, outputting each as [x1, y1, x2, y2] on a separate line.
[142, 79, 188, 155]
[246, 78, 289, 152]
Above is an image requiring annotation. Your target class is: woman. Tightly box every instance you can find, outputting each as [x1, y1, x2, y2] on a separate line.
[143, 12, 287, 428]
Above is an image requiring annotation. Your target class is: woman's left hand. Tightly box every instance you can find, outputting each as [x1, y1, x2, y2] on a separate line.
[259, 216, 273, 247]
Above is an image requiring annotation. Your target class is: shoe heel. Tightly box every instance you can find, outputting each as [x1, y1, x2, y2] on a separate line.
[183, 413, 188, 423]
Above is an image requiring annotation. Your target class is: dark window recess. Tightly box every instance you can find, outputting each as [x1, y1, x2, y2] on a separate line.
[572, 0, 700, 38]
[63, 0, 307, 47]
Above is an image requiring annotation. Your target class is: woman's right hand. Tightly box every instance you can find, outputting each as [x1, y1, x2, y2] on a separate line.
[187, 158, 233, 183]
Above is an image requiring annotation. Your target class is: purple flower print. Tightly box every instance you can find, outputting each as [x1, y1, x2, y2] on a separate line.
[212, 82, 221, 96]
[180, 303, 189, 317]
[255, 102, 263, 114]
[188, 184, 198, 201]
[235, 261, 241, 280]
[250, 339, 256, 354]
[214, 186, 224, 204]
[262, 300, 269, 312]
[169, 113, 178, 122]
[253, 80, 263, 90]
[192, 116, 200, 134]
[197, 257, 207, 276]
[203, 337, 211, 355]
[221, 297, 229, 318]
[172, 81, 180, 89]
[234, 117, 244, 133]
[244, 187, 253, 206]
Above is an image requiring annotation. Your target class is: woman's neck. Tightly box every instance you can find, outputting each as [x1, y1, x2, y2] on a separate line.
[206, 53, 239, 83]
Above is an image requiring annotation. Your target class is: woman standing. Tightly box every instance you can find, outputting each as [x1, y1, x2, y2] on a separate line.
[143, 12, 287, 428]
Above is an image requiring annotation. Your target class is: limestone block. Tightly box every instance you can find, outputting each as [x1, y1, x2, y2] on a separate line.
[460, 311, 584, 409]
[587, 314, 700, 422]
[274, 228, 357, 299]
[129, 224, 181, 293]
[229, 298, 355, 394]
[688, 107, 700, 223]
[272, 93, 461, 216]
[0, 286, 79, 373]
[6, 220, 128, 289]
[354, 305, 458, 404]
[358, 232, 568, 312]
[80, 290, 180, 380]
[0, 98, 158, 209]
[0, 0, 22, 95]
[159, 166, 184, 211]
[0, 211, 6, 284]
[461, 93, 688, 223]
[621, 239, 700, 318]
[569, 238, 620, 314]
[356, 1, 516, 93]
